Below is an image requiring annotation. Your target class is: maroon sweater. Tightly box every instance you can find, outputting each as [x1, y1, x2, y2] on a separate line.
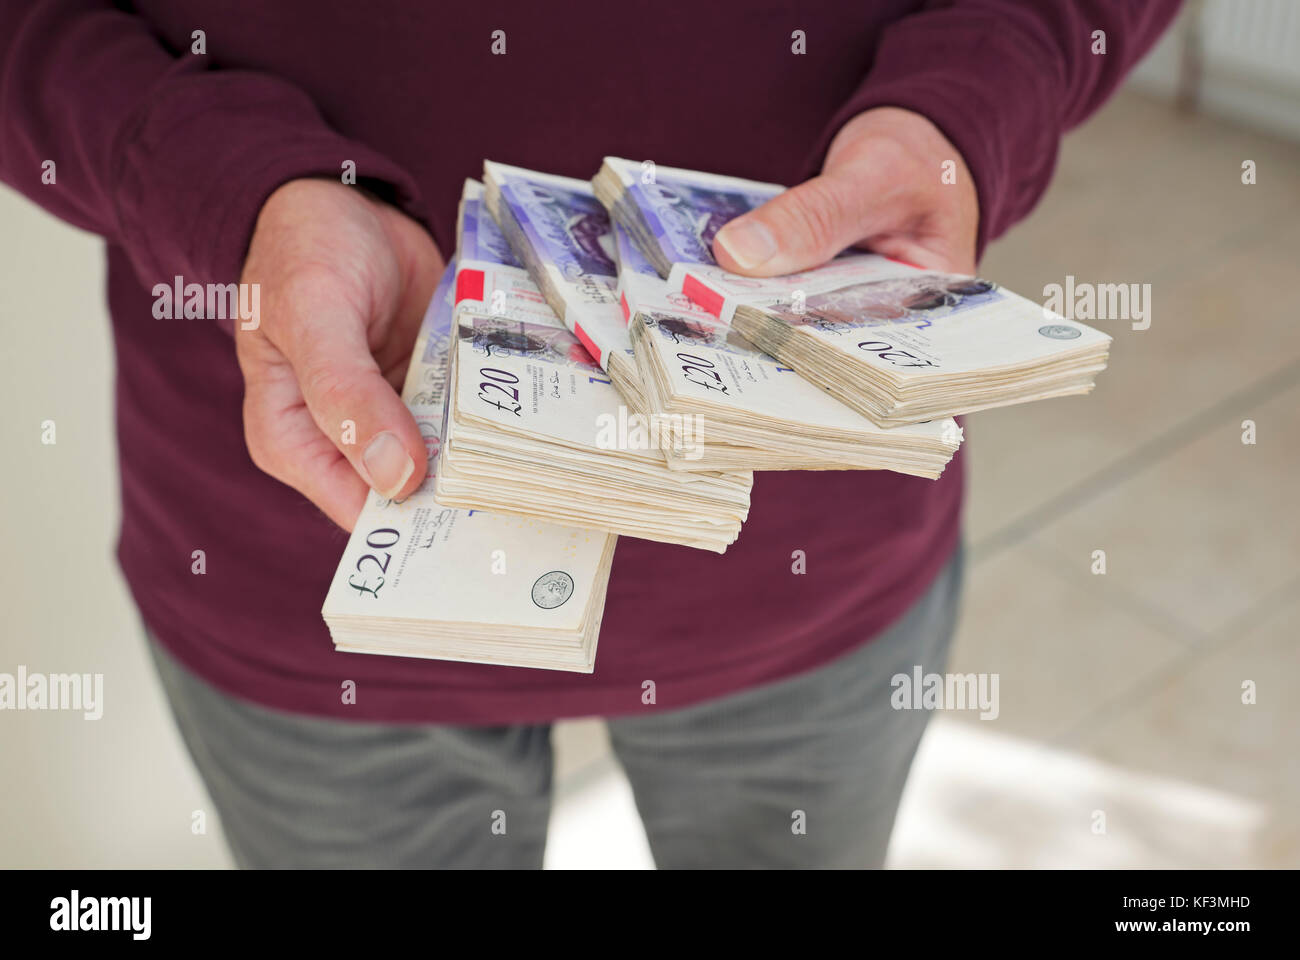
[0, 1, 1177, 723]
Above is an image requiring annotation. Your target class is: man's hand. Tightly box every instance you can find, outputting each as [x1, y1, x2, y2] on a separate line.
[236, 179, 444, 530]
[713, 107, 979, 277]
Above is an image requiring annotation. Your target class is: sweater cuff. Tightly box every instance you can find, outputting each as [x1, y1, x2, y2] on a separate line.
[815, 11, 1065, 260]
[111, 68, 428, 292]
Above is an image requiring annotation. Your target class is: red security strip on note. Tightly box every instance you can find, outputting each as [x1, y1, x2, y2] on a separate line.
[619, 292, 630, 324]
[681, 274, 725, 318]
[455, 268, 485, 304]
[572, 323, 604, 366]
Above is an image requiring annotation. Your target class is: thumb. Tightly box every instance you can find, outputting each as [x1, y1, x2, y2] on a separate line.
[713, 168, 895, 277]
[290, 316, 428, 503]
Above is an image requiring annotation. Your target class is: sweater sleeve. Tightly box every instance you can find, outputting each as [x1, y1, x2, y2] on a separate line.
[818, 0, 1182, 256]
[0, 0, 427, 295]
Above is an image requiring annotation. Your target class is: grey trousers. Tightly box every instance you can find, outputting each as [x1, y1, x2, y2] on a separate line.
[148, 547, 963, 869]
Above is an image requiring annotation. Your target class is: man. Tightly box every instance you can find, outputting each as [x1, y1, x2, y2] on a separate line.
[0, 1, 1179, 867]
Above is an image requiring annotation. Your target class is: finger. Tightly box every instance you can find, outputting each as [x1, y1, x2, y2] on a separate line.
[291, 322, 429, 503]
[856, 234, 977, 277]
[257, 272, 429, 504]
[371, 213, 447, 388]
[713, 166, 906, 277]
[239, 356, 371, 529]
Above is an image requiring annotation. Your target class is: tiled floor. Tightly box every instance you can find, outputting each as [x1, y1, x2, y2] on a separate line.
[0, 90, 1295, 868]
[933, 91, 1300, 868]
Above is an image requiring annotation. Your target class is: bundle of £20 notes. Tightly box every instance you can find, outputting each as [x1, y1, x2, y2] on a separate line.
[321, 262, 617, 673]
[596, 156, 1111, 428]
[436, 180, 751, 554]
[324, 157, 1112, 674]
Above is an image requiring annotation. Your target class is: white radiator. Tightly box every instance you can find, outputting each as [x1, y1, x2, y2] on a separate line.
[1202, 0, 1300, 89]
[1129, 0, 1300, 141]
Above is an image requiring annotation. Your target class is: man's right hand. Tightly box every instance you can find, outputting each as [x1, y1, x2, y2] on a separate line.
[236, 179, 445, 530]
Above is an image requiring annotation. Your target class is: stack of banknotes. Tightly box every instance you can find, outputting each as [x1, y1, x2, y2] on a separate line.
[595, 157, 1112, 427]
[322, 158, 1112, 674]
[435, 181, 752, 553]
[488, 160, 961, 476]
[482, 162, 647, 417]
[607, 207, 962, 475]
[321, 264, 617, 672]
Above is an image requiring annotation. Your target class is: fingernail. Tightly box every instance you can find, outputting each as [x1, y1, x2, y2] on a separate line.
[362, 431, 415, 498]
[715, 218, 778, 271]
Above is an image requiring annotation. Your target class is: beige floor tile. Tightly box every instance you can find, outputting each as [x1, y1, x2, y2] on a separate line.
[1086, 219, 1300, 431]
[891, 717, 1268, 868]
[984, 92, 1300, 288]
[1075, 595, 1300, 867]
[968, 91, 1300, 546]
[944, 548, 1187, 742]
[963, 397, 1118, 547]
[1026, 383, 1300, 633]
[969, 206, 1300, 547]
